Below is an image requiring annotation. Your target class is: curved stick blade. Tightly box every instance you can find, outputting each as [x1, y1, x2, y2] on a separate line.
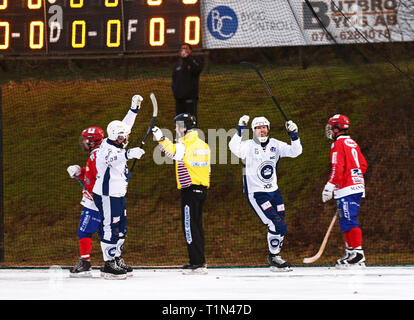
[303, 212, 338, 264]
[150, 93, 158, 117]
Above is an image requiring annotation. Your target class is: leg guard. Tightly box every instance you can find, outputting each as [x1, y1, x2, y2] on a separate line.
[116, 238, 125, 258]
[100, 241, 117, 262]
[79, 237, 93, 260]
[345, 227, 363, 248]
[267, 232, 284, 255]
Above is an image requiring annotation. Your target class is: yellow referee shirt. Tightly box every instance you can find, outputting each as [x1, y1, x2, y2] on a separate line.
[158, 130, 210, 189]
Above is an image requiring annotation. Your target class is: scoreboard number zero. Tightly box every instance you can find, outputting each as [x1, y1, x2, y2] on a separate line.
[0, 0, 202, 55]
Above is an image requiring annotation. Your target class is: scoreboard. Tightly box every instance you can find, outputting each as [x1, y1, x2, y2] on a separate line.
[0, 0, 202, 55]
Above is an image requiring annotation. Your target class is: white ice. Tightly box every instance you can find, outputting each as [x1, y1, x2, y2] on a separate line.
[0, 266, 413, 300]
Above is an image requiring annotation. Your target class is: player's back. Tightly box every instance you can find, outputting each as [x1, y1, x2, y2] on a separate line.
[93, 138, 128, 197]
[331, 136, 367, 198]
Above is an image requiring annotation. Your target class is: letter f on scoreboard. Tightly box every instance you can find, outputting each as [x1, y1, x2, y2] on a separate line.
[127, 19, 138, 41]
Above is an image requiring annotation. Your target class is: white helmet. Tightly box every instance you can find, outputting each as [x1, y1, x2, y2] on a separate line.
[251, 116, 270, 143]
[107, 120, 131, 147]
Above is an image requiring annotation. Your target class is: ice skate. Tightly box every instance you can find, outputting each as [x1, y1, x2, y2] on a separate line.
[268, 254, 292, 272]
[182, 263, 208, 275]
[336, 248, 352, 265]
[335, 248, 366, 269]
[115, 256, 133, 277]
[69, 258, 92, 278]
[101, 260, 127, 280]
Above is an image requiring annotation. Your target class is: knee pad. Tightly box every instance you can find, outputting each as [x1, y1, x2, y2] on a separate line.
[338, 206, 360, 233]
[270, 214, 287, 236]
[78, 208, 101, 237]
[339, 217, 359, 233]
[337, 195, 361, 232]
[77, 230, 92, 239]
[118, 227, 127, 238]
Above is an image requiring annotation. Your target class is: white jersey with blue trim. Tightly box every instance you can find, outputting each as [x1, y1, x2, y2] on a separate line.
[229, 134, 302, 194]
[93, 109, 137, 197]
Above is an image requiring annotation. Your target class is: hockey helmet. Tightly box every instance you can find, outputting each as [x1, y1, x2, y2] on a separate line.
[251, 116, 270, 143]
[174, 113, 197, 131]
[107, 120, 131, 147]
[251, 116, 270, 131]
[80, 126, 104, 151]
[326, 114, 350, 140]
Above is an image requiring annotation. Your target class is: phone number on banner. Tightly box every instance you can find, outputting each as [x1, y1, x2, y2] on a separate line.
[311, 29, 391, 42]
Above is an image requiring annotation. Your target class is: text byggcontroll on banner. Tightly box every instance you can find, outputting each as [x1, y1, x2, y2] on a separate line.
[201, 0, 414, 49]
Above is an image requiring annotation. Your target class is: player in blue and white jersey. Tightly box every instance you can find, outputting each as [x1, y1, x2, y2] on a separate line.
[93, 95, 145, 279]
[229, 115, 302, 271]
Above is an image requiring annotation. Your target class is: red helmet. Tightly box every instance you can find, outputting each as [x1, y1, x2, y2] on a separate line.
[327, 114, 350, 130]
[80, 126, 104, 151]
[326, 114, 349, 140]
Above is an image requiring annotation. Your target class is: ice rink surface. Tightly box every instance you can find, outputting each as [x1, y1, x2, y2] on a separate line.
[0, 266, 413, 301]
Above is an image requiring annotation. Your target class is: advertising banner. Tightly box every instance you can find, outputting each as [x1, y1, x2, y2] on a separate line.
[201, 0, 414, 49]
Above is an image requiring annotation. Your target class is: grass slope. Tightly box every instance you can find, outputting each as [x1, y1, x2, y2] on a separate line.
[1, 61, 413, 266]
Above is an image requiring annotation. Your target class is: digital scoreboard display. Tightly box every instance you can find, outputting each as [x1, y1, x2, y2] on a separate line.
[0, 0, 201, 55]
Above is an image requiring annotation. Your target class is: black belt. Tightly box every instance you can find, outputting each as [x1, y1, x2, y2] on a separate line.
[182, 184, 207, 191]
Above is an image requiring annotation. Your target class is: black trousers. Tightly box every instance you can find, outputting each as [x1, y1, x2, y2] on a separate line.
[175, 98, 198, 119]
[181, 185, 207, 265]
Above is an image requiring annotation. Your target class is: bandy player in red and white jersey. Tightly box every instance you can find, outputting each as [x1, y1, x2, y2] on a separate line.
[66, 126, 104, 277]
[322, 114, 368, 268]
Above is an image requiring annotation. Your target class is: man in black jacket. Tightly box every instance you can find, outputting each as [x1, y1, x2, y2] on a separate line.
[171, 43, 203, 119]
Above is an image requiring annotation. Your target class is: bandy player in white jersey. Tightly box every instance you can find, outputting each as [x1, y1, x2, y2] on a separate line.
[93, 95, 145, 279]
[229, 115, 302, 271]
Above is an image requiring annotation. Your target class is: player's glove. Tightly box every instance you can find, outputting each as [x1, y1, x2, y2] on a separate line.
[127, 147, 145, 160]
[238, 115, 250, 127]
[322, 182, 335, 203]
[67, 165, 81, 178]
[238, 115, 249, 136]
[285, 120, 299, 140]
[152, 126, 165, 142]
[285, 120, 298, 133]
[131, 95, 143, 111]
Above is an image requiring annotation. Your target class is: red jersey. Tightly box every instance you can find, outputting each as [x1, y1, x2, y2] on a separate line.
[329, 135, 367, 199]
[77, 149, 98, 211]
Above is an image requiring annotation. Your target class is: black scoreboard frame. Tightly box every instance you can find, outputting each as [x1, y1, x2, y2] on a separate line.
[0, 0, 203, 57]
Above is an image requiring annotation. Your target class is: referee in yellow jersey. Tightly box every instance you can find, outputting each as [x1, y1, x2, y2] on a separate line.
[152, 113, 211, 274]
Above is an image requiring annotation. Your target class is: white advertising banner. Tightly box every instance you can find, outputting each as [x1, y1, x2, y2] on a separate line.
[201, 0, 414, 49]
[201, 0, 306, 48]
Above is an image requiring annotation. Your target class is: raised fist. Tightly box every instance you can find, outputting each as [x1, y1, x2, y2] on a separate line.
[238, 115, 250, 127]
[131, 95, 143, 110]
[285, 120, 298, 133]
